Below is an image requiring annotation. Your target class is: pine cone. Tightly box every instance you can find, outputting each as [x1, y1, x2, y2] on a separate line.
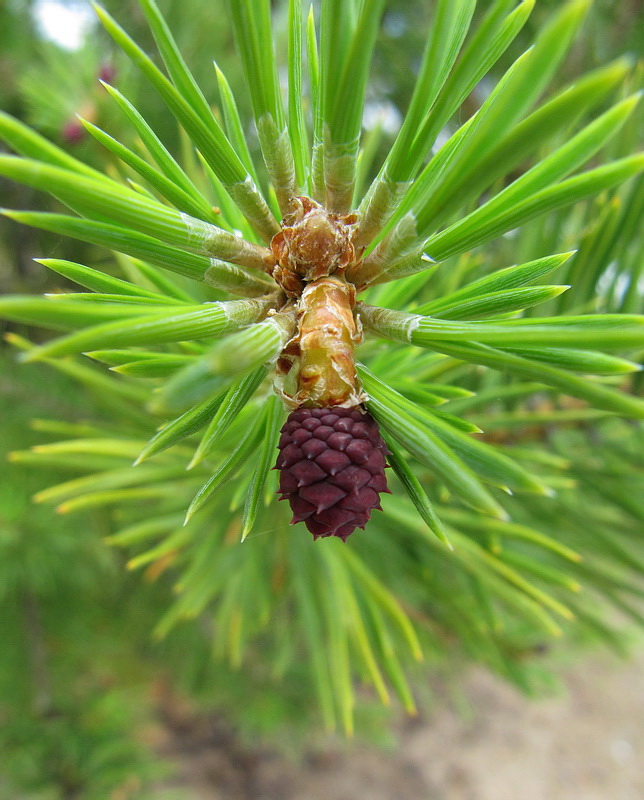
[276, 406, 389, 540]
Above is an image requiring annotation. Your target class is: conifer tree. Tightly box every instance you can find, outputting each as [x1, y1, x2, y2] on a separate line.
[1, 0, 642, 733]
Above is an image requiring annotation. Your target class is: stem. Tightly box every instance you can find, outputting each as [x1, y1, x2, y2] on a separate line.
[291, 276, 363, 407]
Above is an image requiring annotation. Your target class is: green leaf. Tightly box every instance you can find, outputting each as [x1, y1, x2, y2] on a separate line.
[424, 409, 481, 435]
[476, 408, 612, 430]
[423, 527, 564, 636]
[617, 176, 644, 314]
[111, 357, 193, 378]
[329, 0, 387, 147]
[93, 2, 279, 240]
[421, 93, 640, 238]
[5, 332, 149, 409]
[341, 546, 423, 662]
[379, 0, 476, 183]
[406, 0, 535, 180]
[385, 0, 590, 245]
[290, 538, 336, 730]
[48, 293, 183, 308]
[106, 515, 186, 547]
[0, 294, 180, 331]
[318, 0, 386, 212]
[134, 389, 229, 465]
[453, 532, 575, 622]
[120, 257, 195, 303]
[214, 63, 260, 187]
[441, 509, 581, 562]
[79, 117, 218, 222]
[0, 110, 103, 179]
[560, 195, 625, 312]
[440, 382, 554, 415]
[5, 211, 206, 283]
[352, 123, 385, 210]
[318, 0, 355, 134]
[203, 259, 276, 298]
[20, 295, 277, 361]
[359, 366, 508, 518]
[318, 547, 356, 735]
[360, 366, 550, 495]
[414, 314, 644, 350]
[415, 252, 574, 314]
[389, 381, 449, 407]
[241, 395, 284, 540]
[29, 437, 149, 460]
[196, 152, 255, 239]
[306, 4, 321, 198]
[100, 81, 208, 202]
[158, 311, 295, 411]
[359, 306, 644, 417]
[358, 302, 644, 350]
[58, 485, 189, 515]
[9, 448, 133, 473]
[370, 269, 438, 312]
[431, 341, 644, 419]
[34, 258, 184, 302]
[288, 0, 309, 188]
[423, 285, 569, 321]
[441, 57, 635, 226]
[87, 349, 177, 367]
[421, 0, 591, 215]
[225, 0, 296, 215]
[326, 553, 391, 706]
[224, 0, 286, 129]
[190, 369, 267, 468]
[424, 155, 644, 262]
[126, 527, 193, 571]
[185, 411, 267, 522]
[499, 550, 581, 592]
[381, 433, 451, 547]
[33, 464, 183, 506]
[0, 157, 274, 270]
[139, 0, 219, 123]
[356, 0, 535, 245]
[501, 347, 641, 375]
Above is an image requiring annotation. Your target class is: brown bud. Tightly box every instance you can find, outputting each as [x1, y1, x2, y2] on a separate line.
[271, 196, 358, 293]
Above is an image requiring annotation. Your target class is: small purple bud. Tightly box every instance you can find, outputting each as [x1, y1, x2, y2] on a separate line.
[98, 63, 117, 84]
[61, 119, 85, 145]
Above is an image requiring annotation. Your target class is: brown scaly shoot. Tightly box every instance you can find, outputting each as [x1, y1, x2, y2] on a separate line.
[270, 196, 364, 409]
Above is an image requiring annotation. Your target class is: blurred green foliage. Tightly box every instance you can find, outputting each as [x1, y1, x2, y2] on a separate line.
[0, 358, 166, 798]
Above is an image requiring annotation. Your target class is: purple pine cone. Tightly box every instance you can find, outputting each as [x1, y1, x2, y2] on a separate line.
[276, 406, 390, 541]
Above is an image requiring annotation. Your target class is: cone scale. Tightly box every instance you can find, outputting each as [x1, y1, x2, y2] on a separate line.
[270, 197, 390, 540]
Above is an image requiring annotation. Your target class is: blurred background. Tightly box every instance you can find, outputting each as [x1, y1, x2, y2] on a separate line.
[0, 1, 642, 798]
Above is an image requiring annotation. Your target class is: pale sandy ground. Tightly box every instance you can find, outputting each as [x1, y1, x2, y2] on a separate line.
[156, 649, 644, 800]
